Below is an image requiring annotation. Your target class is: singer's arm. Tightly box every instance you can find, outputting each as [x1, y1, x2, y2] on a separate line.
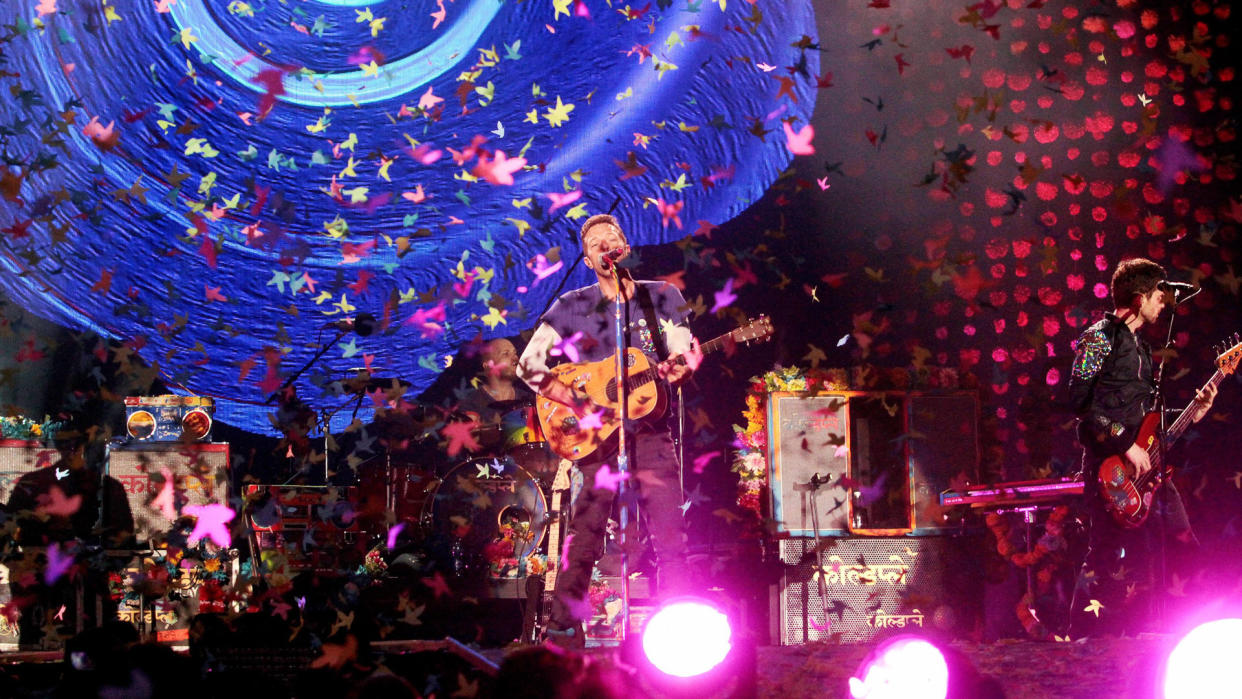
[517, 323, 593, 411]
[655, 282, 696, 386]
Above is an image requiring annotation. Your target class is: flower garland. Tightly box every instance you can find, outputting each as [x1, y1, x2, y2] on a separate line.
[483, 520, 538, 578]
[0, 415, 65, 443]
[986, 506, 1075, 639]
[586, 575, 624, 639]
[731, 365, 963, 520]
[356, 548, 389, 580]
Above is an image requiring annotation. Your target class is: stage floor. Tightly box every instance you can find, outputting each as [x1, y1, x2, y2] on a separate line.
[0, 635, 1175, 698]
[755, 636, 1168, 698]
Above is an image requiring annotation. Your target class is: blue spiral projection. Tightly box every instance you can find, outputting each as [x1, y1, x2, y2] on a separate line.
[0, 1, 816, 434]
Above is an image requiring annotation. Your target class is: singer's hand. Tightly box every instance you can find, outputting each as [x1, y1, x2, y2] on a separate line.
[567, 390, 602, 418]
[537, 375, 596, 416]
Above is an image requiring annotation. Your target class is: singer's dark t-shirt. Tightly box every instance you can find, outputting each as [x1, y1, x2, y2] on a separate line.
[540, 281, 691, 365]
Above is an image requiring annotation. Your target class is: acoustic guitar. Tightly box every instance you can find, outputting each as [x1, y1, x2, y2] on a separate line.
[1097, 336, 1240, 527]
[535, 316, 773, 461]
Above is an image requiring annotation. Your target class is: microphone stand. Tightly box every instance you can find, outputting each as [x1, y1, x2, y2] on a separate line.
[265, 327, 350, 485]
[806, 473, 831, 637]
[608, 262, 633, 642]
[1150, 286, 1201, 628]
[265, 327, 351, 405]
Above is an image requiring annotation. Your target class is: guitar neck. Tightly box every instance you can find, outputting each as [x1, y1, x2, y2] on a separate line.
[621, 330, 734, 393]
[545, 490, 564, 590]
[1157, 369, 1226, 453]
[696, 333, 733, 358]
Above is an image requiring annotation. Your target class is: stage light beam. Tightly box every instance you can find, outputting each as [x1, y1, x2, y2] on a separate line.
[1163, 618, 1242, 699]
[848, 635, 949, 699]
[641, 600, 732, 678]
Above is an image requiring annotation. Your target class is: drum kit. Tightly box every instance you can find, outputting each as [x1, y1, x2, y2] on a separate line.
[355, 391, 564, 581]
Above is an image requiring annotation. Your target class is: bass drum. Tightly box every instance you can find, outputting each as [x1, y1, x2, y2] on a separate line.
[507, 442, 561, 488]
[421, 457, 548, 578]
[500, 405, 561, 487]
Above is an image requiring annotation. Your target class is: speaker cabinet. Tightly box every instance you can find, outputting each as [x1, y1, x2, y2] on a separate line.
[908, 393, 979, 533]
[767, 392, 978, 536]
[767, 393, 853, 535]
[0, 444, 82, 649]
[0, 442, 61, 505]
[773, 536, 983, 645]
[106, 443, 230, 545]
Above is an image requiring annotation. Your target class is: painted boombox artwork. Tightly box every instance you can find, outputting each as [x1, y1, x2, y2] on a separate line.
[124, 395, 215, 443]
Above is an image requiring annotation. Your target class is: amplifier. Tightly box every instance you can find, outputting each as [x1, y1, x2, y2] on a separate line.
[243, 485, 362, 577]
[766, 392, 979, 536]
[0, 441, 61, 505]
[113, 549, 234, 645]
[244, 485, 360, 532]
[106, 443, 230, 546]
[124, 395, 215, 442]
[773, 536, 983, 645]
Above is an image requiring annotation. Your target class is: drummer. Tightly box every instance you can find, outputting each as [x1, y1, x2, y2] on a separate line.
[455, 338, 537, 454]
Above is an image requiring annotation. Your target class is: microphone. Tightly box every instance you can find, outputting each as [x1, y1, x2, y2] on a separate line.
[597, 247, 627, 270]
[322, 312, 376, 336]
[1158, 281, 1196, 296]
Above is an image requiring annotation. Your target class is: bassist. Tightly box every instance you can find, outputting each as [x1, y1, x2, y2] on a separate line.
[516, 214, 697, 647]
[1065, 258, 1216, 637]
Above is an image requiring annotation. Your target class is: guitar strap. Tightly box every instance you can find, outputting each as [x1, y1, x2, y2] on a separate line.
[635, 283, 670, 362]
[636, 283, 683, 475]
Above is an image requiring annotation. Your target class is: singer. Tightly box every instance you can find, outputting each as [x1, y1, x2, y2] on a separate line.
[517, 214, 696, 647]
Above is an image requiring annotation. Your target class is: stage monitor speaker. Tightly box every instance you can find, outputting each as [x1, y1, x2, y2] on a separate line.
[908, 393, 979, 533]
[106, 442, 230, 546]
[772, 536, 983, 645]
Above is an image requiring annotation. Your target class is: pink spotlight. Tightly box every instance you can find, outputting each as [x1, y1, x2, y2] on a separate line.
[1163, 618, 1242, 699]
[641, 600, 732, 678]
[848, 635, 948, 699]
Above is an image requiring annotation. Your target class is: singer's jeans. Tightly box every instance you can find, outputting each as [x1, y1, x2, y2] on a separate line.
[549, 424, 689, 631]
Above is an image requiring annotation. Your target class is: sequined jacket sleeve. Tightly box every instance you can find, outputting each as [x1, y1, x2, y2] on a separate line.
[1066, 318, 1154, 459]
[1066, 326, 1111, 416]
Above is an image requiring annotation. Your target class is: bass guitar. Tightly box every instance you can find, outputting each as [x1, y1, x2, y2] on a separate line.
[1097, 335, 1240, 527]
[535, 316, 773, 461]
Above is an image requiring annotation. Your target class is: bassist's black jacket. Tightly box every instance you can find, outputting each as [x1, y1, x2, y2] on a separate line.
[1065, 313, 1157, 461]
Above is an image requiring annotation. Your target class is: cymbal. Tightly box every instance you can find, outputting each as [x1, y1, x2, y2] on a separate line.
[373, 405, 439, 439]
[334, 372, 412, 395]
